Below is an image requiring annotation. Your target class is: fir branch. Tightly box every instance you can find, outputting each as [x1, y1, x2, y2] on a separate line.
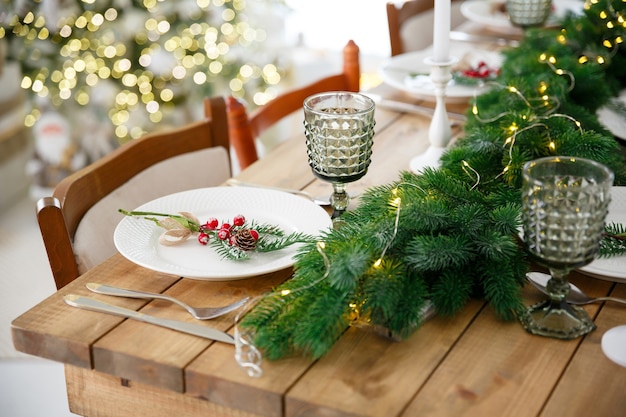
[429, 268, 473, 317]
[405, 234, 475, 272]
[255, 232, 314, 253]
[600, 222, 626, 258]
[325, 242, 372, 292]
[478, 260, 526, 321]
[360, 260, 408, 321]
[290, 285, 352, 359]
[379, 271, 430, 339]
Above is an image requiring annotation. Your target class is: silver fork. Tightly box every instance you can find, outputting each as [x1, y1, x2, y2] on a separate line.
[86, 282, 250, 320]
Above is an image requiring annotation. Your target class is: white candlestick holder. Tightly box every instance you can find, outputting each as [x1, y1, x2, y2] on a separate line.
[410, 56, 458, 173]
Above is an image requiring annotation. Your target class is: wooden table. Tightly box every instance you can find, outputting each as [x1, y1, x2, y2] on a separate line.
[11, 84, 626, 417]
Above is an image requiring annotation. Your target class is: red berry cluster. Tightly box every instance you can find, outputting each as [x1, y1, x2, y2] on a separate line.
[461, 61, 499, 79]
[196, 214, 259, 248]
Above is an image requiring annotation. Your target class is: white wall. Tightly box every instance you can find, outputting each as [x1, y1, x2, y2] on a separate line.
[283, 0, 392, 58]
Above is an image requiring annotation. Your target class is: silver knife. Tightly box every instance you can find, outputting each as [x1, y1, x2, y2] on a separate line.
[63, 294, 235, 344]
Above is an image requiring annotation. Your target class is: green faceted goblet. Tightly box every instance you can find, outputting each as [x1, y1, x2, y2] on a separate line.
[303, 92, 375, 219]
[506, 0, 552, 28]
[519, 156, 613, 339]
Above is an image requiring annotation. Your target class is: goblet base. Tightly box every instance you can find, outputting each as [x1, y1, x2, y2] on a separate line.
[519, 299, 596, 340]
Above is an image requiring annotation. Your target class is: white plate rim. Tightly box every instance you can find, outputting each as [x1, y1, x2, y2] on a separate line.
[460, 0, 583, 33]
[113, 187, 332, 281]
[578, 186, 626, 282]
[601, 325, 626, 368]
[597, 88, 626, 141]
[379, 44, 503, 103]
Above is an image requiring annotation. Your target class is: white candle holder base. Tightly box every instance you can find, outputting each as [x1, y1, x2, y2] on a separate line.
[409, 146, 447, 173]
[410, 56, 458, 173]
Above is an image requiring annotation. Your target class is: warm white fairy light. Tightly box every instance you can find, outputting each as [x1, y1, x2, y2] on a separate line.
[373, 193, 402, 268]
[472, 72, 587, 179]
[471, 83, 531, 124]
[461, 160, 481, 190]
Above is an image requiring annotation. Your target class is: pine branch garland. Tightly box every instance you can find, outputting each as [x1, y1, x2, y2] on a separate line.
[239, 1, 626, 361]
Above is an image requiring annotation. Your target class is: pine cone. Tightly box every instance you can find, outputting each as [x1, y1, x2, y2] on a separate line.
[232, 229, 257, 251]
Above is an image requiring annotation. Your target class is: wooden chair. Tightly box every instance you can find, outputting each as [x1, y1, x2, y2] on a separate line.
[38, 96, 231, 290]
[222, 39, 360, 170]
[387, 0, 466, 56]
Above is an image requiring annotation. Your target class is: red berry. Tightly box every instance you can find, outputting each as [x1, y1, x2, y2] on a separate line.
[233, 214, 245, 227]
[249, 229, 259, 240]
[204, 218, 219, 230]
[197, 232, 210, 245]
[221, 222, 231, 231]
[217, 229, 230, 240]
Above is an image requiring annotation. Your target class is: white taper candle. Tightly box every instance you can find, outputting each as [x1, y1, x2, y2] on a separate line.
[433, 0, 451, 62]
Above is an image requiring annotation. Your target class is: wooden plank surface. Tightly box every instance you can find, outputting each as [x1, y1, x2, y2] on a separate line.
[285, 300, 484, 417]
[540, 281, 626, 417]
[92, 268, 294, 393]
[11, 256, 180, 367]
[185, 333, 314, 417]
[401, 273, 613, 417]
[65, 365, 263, 417]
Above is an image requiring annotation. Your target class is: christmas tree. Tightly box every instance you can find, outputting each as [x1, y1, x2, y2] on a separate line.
[0, 0, 282, 150]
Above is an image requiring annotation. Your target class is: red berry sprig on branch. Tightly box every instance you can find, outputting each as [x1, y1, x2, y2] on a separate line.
[460, 61, 499, 79]
[198, 214, 260, 251]
[119, 208, 311, 261]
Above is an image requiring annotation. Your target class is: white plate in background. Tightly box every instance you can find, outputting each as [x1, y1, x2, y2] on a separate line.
[461, 0, 584, 34]
[380, 44, 503, 103]
[579, 186, 626, 282]
[598, 89, 626, 141]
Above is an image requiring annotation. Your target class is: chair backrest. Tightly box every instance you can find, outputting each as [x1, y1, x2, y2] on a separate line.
[387, 0, 466, 56]
[222, 40, 360, 170]
[38, 96, 231, 289]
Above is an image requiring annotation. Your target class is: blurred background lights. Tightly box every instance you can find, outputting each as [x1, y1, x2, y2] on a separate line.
[0, 0, 283, 144]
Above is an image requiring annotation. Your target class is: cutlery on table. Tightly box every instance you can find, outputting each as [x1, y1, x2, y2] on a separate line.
[86, 282, 249, 320]
[526, 272, 626, 306]
[63, 294, 235, 344]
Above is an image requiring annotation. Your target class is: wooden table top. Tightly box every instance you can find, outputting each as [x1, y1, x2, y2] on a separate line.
[11, 84, 626, 417]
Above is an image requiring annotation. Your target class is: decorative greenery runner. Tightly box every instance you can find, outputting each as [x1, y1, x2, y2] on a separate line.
[240, 1, 626, 360]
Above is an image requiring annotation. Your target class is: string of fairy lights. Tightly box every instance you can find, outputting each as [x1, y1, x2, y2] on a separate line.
[463, 0, 626, 184]
[0, 0, 281, 142]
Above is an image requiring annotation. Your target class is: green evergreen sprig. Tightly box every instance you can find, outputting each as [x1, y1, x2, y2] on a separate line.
[118, 209, 312, 261]
[601, 223, 626, 258]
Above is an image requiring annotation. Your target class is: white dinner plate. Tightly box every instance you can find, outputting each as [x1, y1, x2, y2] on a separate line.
[578, 186, 626, 282]
[114, 187, 332, 280]
[602, 325, 626, 368]
[380, 44, 503, 103]
[597, 89, 626, 141]
[461, 0, 584, 34]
